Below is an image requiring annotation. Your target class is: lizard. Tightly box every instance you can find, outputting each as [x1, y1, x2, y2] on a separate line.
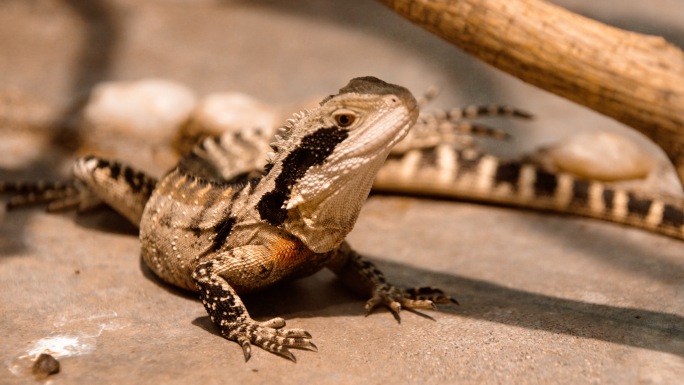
[13, 77, 679, 242]
[3, 77, 683, 359]
[0, 76, 456, 362]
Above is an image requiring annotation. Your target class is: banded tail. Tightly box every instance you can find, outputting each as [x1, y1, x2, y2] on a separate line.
[394, 105, 532, 154]
[374, 145, 684, 240]
[0, 179, 84, 211]
[1, 156, 158, 226]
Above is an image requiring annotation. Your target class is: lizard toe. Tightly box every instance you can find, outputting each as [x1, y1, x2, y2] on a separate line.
[364, 284, 457, 321]
[229, 318, 316, 362]
[404, 286, 459, 305]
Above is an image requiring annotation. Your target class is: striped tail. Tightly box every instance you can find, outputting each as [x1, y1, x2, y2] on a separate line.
[395, 105, 532, 154]
[374, 145, 684, 240]
[417, 104, 532, 135]
[1, 156, 158, 227]
[0, 179, 85, 211]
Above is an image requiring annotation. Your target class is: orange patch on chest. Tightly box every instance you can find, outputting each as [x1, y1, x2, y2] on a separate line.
[270, 235, 314, 265]
[266, 233, 330, 280]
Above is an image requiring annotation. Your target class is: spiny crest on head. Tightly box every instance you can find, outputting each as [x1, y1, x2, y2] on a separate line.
[265, 109, 310, 164]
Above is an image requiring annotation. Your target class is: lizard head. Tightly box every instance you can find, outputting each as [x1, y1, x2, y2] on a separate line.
[256, 76, 418, 253]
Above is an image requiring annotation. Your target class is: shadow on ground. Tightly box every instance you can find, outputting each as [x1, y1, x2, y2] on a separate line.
[180, 254, 684, 359]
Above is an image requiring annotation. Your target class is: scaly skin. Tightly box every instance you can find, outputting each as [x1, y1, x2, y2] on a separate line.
[1, 77, 457, 362]
[3, 77, 682, 361]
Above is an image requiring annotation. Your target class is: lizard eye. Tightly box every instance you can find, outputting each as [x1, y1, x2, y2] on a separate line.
[333, 111, 357, 128]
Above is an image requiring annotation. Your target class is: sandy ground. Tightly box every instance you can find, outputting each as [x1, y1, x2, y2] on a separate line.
[1, 1, 683, 384]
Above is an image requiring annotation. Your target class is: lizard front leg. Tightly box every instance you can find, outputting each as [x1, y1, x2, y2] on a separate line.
[191, 246, 317, 362]
[327, 242, 457, 320]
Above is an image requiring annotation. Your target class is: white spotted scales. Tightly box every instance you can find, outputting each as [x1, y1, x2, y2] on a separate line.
[1, 77, 456, 362]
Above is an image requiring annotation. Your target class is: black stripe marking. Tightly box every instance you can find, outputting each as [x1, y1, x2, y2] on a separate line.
[470, 123, 510, 140]
[533, 170, 558, 197]
[89, 158, 154, 194]
[258, 190, 289, 225]
[602, 189, 615, 211]
[96, 158, 109, 170]
[0, 180, 71, 194]
[419, 148, 438, 168]
[123, 166, 147, 193]
[108, 162, 121, 180]
[257, 126, 349, 226]
[455, 151, 484, 175]
[661, 204, 684, 228]
[627, 193, 652, 218]
[494, 162, 521, 187]
[570, 180, 590, 206]
[211, 216, 237, 252]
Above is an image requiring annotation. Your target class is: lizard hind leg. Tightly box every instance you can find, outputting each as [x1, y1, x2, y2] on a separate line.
[192, 260, 317, 362]
[327, 242, 458, 322]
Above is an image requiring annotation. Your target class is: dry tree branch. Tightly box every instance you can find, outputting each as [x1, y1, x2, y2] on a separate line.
[379, 0, 684, 186]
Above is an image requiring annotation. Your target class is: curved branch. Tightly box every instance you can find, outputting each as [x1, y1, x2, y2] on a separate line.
[379, 0, 684, 185]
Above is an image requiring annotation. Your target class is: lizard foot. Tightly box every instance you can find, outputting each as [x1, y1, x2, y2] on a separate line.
[228, 317, 317, 362]
[404, 286, 459, 306]
[365, 284, 457, 321]
[194, 260, 317, 362]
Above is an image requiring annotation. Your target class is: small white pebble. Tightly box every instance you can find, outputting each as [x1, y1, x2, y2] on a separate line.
[81, 78, 197, 140]
[542, 131, 653, 181]
[187, 92, 280, 136]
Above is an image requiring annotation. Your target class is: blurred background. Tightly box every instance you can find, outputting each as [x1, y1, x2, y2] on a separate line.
[1, 0, 683, 170]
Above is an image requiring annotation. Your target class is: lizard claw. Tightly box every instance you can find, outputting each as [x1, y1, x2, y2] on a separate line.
[228, 317, 316, 362]
[238, 337, 252, 362]
[365, 284, 457, 322]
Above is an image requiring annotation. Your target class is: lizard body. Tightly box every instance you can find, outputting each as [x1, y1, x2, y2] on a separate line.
[2, 77, 454, 362]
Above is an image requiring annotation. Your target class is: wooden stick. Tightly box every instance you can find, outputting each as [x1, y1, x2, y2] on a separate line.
[379, 0, 684, 186]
